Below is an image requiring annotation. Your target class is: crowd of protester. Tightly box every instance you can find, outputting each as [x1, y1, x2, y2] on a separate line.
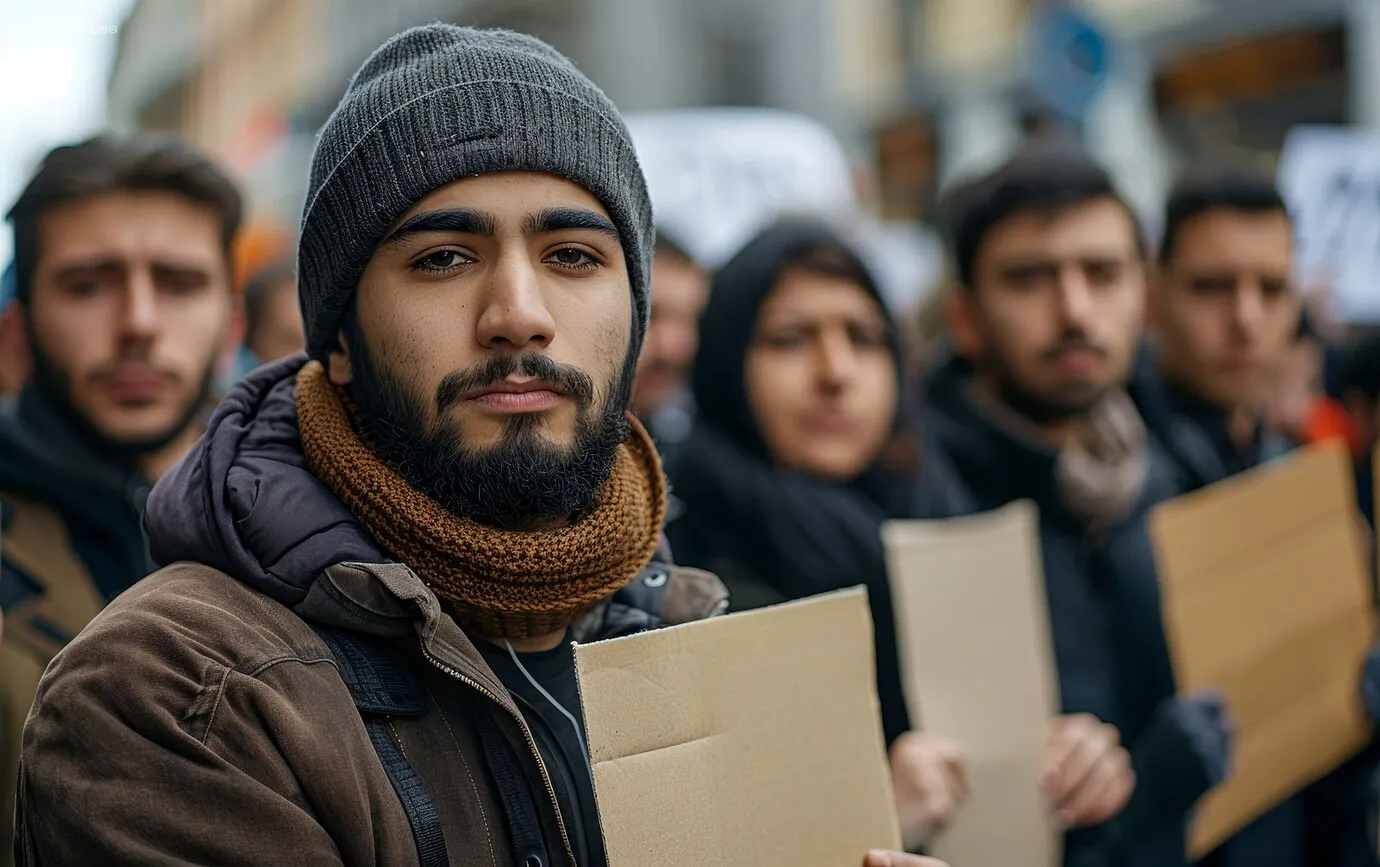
[3, 21, 1380, 867]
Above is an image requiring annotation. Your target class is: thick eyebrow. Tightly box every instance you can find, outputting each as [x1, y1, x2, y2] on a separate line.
[522, 207, 620, 241]
[382, 209, 496, 246]
[50, 257, 125, 280]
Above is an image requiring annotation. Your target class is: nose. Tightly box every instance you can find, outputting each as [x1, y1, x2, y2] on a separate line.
[815, 327, 858, 392]
[1055, 268, 1095, 329]
[118, 265, 161, 347]
[1231, 281, 1266, 339]
[475, 249, 557, 351]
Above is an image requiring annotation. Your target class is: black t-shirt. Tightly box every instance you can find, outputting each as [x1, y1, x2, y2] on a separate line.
[479, 635, 608, 867]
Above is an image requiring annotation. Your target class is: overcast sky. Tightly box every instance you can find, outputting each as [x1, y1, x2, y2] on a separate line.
[0, 0, 135, 265]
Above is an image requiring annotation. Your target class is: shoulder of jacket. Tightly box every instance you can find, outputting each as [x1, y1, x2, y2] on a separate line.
[60, 563, 332, 684]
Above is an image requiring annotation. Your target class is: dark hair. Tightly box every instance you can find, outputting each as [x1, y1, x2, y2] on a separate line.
[7, 132, 243, 302]
[242, 260, 297, 347]
[1159, 165, 1287, 264]
[779, 240, 874, 288]
[939, 144, 1143, 289]
[653, 230, 695, 265]
[1342, 330, 1380, 401]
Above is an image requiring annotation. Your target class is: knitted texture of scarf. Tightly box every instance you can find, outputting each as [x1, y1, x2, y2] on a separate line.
[295, 361, 666, 639]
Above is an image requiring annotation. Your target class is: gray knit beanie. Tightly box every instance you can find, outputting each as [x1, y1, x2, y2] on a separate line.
[298, 24, 654, 361]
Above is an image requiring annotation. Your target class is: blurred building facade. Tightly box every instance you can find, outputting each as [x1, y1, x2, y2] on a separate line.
[106, 0, 1380, 244]
[106, 0, 907, 247]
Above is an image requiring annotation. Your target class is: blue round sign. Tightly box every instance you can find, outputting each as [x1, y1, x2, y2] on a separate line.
[1027, 3, 1115, 123]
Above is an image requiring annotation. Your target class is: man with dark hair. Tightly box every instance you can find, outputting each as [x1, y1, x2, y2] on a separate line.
[632, 230, 709, 467]
[1140, 165, 1380, 867]
[241, 260, 305, 365]
[15, 26, 936, 867]
[926, 145, 1232, 867]
[0, 132, 242, 863]
[1142, 166, 1301, 488]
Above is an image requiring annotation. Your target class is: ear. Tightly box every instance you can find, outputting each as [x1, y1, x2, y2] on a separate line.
[944, 287, 983, 361]
[327, 328, 353, 386]
[0, 303, 31, 392]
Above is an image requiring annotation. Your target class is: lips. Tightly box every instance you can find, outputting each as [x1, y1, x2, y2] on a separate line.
[464, 377, 567, 414]
[96, 365, 173, 403]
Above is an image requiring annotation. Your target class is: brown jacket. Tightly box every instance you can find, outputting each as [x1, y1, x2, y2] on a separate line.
[16, 556, 726, 866]
[14, 357, 729, 866]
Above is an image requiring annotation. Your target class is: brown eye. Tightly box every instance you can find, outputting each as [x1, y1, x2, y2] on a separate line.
[413, 250, 472, 273]
[547, 247, 597, 270]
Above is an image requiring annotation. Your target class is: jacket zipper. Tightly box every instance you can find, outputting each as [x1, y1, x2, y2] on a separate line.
[419, 643, 578, 867]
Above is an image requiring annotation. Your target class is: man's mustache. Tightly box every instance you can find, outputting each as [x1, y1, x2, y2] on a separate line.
[435, 354, 595, 413]
[1039, 333, 1108, 364]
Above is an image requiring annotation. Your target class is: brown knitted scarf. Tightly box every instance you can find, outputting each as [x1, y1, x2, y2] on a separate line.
[295, 361, 666, 639]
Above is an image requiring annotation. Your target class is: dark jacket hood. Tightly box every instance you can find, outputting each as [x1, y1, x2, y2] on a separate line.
[692, 218, 903, 462]
[145, 353, 380, 607]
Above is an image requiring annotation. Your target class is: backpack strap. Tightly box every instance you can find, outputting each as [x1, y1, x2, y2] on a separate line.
[308, 624, 448, 867]
[472, 706, 553, 867]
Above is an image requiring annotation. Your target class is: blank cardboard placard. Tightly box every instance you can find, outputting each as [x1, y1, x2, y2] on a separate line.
[882, 500, 1060, 867]
[1151, 442, 1373, 857]
[573, 587, 900, 866]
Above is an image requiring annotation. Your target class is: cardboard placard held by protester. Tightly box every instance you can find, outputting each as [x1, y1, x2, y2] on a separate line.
[1151, 441, 1374, 857]
[882, 500, 1061, 867]
[574, 587, 902, 866]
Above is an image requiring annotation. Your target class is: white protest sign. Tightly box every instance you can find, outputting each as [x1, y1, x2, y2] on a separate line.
[626, 108, 860, 270]
[1277, 125, 1380, 323]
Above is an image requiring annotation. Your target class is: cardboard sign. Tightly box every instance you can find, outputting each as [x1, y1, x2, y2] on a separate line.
[1278, 125, 1380, 323]
[1151, 442, 1374, 856]
[882, 501, 1061, 867]
[574, 587, 901, 866]
[625, 108, 859, 270]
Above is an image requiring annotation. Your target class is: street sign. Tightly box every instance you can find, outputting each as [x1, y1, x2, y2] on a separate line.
[1026, 3, 1115, 124]
[1277, 125, 1380, 323]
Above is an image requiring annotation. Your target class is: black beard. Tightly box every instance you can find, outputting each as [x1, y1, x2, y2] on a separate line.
[987, 361, 1106, 424]
[25, 323, 214, 462]
[345, 314, 634, 527]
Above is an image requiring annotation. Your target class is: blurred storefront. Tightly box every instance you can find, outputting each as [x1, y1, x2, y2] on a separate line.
[105, 0, 909, 240]
[886, 0, 1373, 225]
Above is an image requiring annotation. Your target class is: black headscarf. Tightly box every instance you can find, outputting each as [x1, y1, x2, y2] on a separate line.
[667, 220, 965, 745]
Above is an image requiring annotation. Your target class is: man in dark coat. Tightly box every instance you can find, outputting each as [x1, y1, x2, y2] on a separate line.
[1136, 164, 1379, 867]
[925, 144, 1233, 867]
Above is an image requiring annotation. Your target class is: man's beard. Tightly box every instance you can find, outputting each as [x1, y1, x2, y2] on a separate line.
[26, 333, 215, 461]
[346, 318, 634, 527]
[979, 328, 1113, 424]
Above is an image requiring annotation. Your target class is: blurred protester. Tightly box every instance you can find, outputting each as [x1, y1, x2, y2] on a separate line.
[0, 133, 241, 863]
[1141, 168, 1300, 487]
[1139, 165, 1378, 867]
[1342, 330, 1380, 528]
[13, 27, 927, 867]
[0, 262, 27, 398]
[241, 259, 305, 365]
[664, 220, 973, 850]
[928, 146, 1231, 867]
[632, 231, 708, 466]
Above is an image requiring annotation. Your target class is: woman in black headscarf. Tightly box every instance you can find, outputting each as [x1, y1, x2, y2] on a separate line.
[665, 220, 973, 850]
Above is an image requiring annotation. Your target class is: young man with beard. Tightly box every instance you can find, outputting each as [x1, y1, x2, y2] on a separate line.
[14, 26, 939, 867]
[1139, 166, 1379, 867]
[0, 133, 242, 863]
[924, 145, 1232, 867]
